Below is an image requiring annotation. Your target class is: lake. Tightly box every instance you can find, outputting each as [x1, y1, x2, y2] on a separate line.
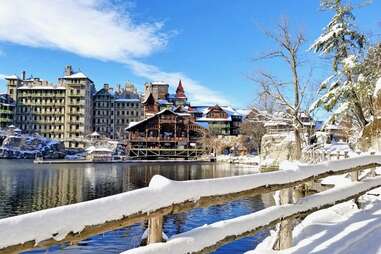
[0, 160, 274, 254]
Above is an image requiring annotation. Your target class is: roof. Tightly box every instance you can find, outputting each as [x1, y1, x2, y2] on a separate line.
[196, 117, 232, 122]
[150, 81, 169, 86]
[114, 98, 140, 102]
[176, 80, 187, 99]
[125, 109, 190, 131]
[4, 75, 19, 80]
[18, 85, 65, 90]
[142, 93, 156, 104]
[64, 72, 88, 79]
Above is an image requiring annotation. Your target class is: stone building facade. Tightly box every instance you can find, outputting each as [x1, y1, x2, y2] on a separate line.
[5, 66, 95, 148]
[93, 83, 143, 139]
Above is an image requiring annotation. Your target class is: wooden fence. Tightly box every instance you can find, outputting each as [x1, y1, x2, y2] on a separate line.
[0, 155, 380, 254]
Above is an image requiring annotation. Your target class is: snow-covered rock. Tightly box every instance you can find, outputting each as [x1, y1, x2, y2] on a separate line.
[0, 132, 64, 159]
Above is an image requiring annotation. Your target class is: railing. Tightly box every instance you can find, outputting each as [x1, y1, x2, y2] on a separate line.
[0, 155, 380, 254]
[129, 136, 189, 142]
[301, 146, 359, 163]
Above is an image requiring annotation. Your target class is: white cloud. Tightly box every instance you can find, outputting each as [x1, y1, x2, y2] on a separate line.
[127, 60, 230, 105]
[0, 74, 6, 80]
[0, 0, 229, 105]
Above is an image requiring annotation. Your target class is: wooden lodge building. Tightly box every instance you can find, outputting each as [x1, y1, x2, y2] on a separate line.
[125, 109, 207, 159]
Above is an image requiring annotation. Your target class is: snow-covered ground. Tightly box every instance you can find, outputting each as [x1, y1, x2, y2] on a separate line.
[248, 167, 381, 254]
[216, 154, 260, 165]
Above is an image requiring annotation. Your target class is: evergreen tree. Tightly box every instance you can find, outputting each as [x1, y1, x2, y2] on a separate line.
[310, 0, 368, 130]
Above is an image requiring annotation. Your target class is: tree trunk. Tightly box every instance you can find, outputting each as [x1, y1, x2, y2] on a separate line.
[294, 127, 302, 161]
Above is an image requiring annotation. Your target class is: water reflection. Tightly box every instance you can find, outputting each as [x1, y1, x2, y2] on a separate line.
[0, 160, 273, 253]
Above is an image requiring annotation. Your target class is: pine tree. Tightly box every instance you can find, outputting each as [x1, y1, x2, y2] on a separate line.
[310, 0, 368, 130]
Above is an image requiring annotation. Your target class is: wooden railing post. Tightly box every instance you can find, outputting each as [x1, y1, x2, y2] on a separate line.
[274, 188, 293, 250]
[148, 215, 164, 244]
[370, 151, 376, 177]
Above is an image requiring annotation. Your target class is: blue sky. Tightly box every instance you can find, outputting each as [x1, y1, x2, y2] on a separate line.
[0, 0, 379, 109]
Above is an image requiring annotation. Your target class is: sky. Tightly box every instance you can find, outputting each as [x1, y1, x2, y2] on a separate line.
[0, 0, 379, 109]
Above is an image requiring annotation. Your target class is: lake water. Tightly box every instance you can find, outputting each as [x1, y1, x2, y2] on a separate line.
[0, 160, 275, 254]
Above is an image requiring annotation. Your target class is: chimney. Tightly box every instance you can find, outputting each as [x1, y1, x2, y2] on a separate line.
[64, 65, 73, 76]
[22, 71, 26, 80]
[104, 83, 110, 91]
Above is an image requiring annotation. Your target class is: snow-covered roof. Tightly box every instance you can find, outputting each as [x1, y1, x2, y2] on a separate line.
[90, 131, 100, 137]
[86, 146, 113, 153]
[64, 72, 88, 79]
[237, 109, 251, 117]
[125, 109, 192, 131]
[114, 98, 140, 102]
[18, 85, 65, 90]
[220, 106, 242, 117]
[150, 81, 169, 86]
[4, 75, 19, 80]
[196, 117, 232, 122]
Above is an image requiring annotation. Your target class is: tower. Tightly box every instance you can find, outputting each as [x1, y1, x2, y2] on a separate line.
[175, 80, 187, 106]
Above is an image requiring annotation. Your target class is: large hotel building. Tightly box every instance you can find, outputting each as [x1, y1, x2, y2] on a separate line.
[4, 65, 144, 148]
[5, 66, 94, 148]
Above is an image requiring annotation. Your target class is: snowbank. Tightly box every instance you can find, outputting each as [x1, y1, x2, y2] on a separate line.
[122, 176, 381, 254]
[1, 155, 381, 250]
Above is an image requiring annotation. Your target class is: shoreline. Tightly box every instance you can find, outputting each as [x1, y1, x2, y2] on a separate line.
[33, 158, 212, 164]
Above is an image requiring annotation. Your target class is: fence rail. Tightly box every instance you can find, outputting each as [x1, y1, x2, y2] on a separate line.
[0, 155, 380, 254]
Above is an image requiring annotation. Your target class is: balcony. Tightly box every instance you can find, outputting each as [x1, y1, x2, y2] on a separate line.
[0, 110, 14, 114]
[129, 136, 189, 143]
[67, 93, 85, 98]
[67, 110, 85, 115]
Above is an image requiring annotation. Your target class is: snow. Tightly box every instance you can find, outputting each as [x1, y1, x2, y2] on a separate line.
[150, 81, 168, 85]
[3, 74, 19, 80]
[1, 155, 381, 250]
[122, 176, 381, 254]
[196, 117, 232, 122]
[18, 85, 65, 90]
[264, 121, 290, 127]
[64, 72, 88, 79]
[373, 77, 381, 97]
[114, 98, 140, 102]
[342, 55, 357, 69]
[216, 154, 260, 165]
[250, 181, 381, 254]
[86, 146, 113, 153]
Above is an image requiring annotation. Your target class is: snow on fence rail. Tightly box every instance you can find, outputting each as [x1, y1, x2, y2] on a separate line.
[122, 176, 381, 254]
[0, 154, 380, 253]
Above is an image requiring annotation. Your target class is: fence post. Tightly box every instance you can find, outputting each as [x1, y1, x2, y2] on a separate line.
[274, 188, 293, 250]
[370, 151, 376, 177]
[148, 215, 164, 244]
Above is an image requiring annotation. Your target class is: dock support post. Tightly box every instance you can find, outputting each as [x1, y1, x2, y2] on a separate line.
[148, 215, 164, 244]
[274, 188, 293, 250]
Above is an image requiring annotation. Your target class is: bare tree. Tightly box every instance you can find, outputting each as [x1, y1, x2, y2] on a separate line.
[240, 120, 266, 154]
[251, 19, 309, 160]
